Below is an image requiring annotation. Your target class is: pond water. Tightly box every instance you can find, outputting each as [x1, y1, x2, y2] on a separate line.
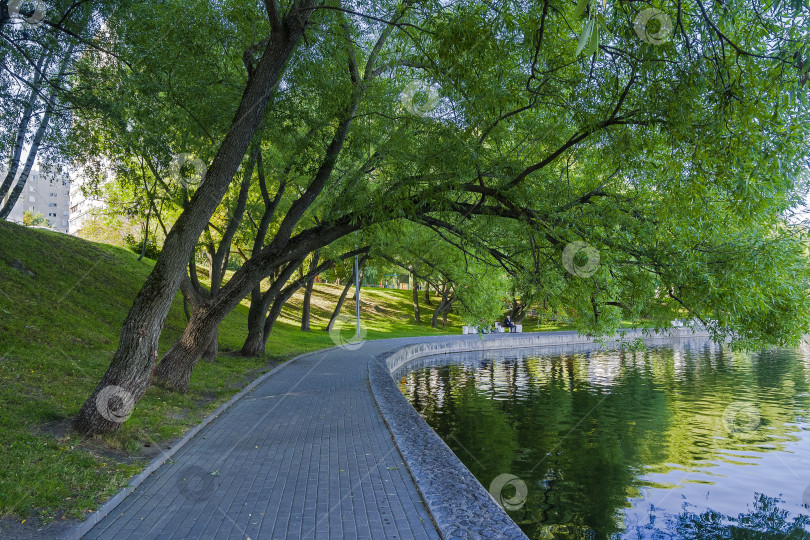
[398, 342, 810, 538]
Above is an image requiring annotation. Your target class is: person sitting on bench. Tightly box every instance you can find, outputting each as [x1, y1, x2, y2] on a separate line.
[503, 315, 516, 332]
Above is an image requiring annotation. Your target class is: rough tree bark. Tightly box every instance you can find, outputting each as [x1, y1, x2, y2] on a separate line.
[73, 2, 318, 435]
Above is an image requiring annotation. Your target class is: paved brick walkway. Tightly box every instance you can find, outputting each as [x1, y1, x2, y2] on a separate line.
[80, 336, 462, 540]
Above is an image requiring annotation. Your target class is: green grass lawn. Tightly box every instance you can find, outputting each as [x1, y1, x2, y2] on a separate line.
[0, 220, 479, 524]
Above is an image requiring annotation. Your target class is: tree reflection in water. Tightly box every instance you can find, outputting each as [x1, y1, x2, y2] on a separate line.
[399, 344, 810, 539]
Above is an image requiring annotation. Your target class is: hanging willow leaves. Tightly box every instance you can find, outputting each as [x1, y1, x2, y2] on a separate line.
[576, 18, 595, 56]
[585, 21, 600, 57]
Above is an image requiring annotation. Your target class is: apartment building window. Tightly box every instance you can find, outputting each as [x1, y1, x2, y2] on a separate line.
[48, 212, 56, 217]
[29, 195, 35, 202]
[62, 220, 68, 227]
[62, 210, 68, 216]
[29, 185, 35, 192]
[48, 203, 57, 207]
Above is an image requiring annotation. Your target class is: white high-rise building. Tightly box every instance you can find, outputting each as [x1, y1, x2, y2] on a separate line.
[68, 162, 112, 234]
[1, 165, 71, 233]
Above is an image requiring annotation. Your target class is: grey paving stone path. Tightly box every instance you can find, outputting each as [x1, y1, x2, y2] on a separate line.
[77, 333, 508, 540]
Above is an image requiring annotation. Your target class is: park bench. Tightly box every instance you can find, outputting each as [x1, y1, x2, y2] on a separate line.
[461, 322, 522, 334]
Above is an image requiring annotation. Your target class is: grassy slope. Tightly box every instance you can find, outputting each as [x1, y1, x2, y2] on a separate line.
[0, 220, 465, 523]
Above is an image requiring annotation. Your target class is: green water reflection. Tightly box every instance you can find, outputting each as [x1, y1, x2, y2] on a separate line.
[399, 343, 810, 538]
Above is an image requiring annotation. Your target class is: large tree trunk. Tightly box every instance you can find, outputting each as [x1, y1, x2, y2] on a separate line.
[412, 276, 421, 323]
[300, 251, 319, 331]
[509, 298, 528, 324]
[147, 28, 372, 394]
[424, 286, 432, 306]
[241, 321, 267, 357]
[152, 305, 215, 393]
[240, 256, 305, 357]
[73, 6, 315, 435]
[201, 329, 218, 362]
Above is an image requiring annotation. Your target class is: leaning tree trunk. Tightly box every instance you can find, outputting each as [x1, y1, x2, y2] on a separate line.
[327, 267, 355, 333]
[300, 251, 319, 331]
[326, 255, 367, 333]
[153, 306, 215, 392]
[73, 7, 315, 435]
[151, 80, 366, 393]
[201, 150, 253, 363]
[431, 303, 443, 328]
[412, 276, 421, 323]
[431, 287, 451, 329]
[424, 286, 432, 306]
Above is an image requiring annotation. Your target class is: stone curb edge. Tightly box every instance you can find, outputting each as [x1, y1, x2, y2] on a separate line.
[62, 347, 331, 540]
[368, 329, 712, 540]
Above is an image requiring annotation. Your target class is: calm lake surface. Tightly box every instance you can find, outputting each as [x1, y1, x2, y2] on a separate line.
[399, 343, 810, 538]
